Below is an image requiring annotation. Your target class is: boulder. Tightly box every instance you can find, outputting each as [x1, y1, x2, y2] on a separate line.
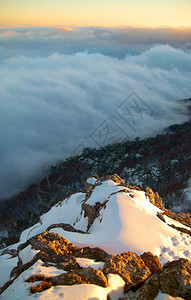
[144, 187, 163, 208]
[29, 267, 108, 293]
[28, 231, 111, 270]
[51, 267, 107, 287]
[160, 258, 191, 300]
[103, 252, 151, 292]
[74, 246, 113, 262]
[140, 252, 162, 275]
[29, 231, 79, 264]
[123, 273, 160, 300]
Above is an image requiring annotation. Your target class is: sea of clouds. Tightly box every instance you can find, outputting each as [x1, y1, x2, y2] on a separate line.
[0, 26, 191, 199]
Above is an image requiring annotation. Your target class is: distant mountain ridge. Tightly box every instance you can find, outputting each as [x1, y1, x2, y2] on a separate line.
[0, 98, 191, 248]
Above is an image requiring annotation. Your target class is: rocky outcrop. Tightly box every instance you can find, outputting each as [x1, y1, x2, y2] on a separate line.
[74, 246, 113, 262]
[103, 174, 125, 185]
[144, 187, 163, 208]
[122, 273, 160, 300]
[162, 211, 191, 228]
[46, 223, 86, 234]
[169, 224, 191, 237]
[140, 252, 162, 275]
[103, 252, 151, 292]
[2, 228, 191, 300]
[27, 231, 112, 267]
[29, 267, 107, 293]
[123, 258, 191, 300]
[51, 267, 107, 287]
[160, 258, 191, 299]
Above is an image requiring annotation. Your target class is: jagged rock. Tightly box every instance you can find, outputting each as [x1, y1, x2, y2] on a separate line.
[123, 273, 160, 300]
[103, 252, 151, 292]
[0, 279, 14, 295]
[156, 212, 166, 223]
[144, 187, 163, 208]
[29, 231, 79, 263]
[51, 267, 107, 287]
[160, 258, 191, 300]
[162, 211, 191, 228]
[28, 231, 111, 269]
[10, 251, 42, 279]
[46, 223, 86, 234]
[25, 274, 45, 282]
[30, 279, 52, 294]
[74, 246, 113, 262]
[29, 267, 108, 293]
[1, 248, 17, 258]
[103, 174, 125, 185]
[140, 252, 162, 275]
[169, 224, 191, 237]
[81, 203, 98, 229]
[17, 240, 29, 252]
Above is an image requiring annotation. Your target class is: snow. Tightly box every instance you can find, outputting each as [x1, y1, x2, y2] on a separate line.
[0, 254, 18, 287]
[20, 192, 87, 242]
[155, 292, 183, 299]
[19, 245, 40, 264]
[36, 274, 124, 300]
[0, 260, 65, 300]
[75, 258, 104, 270]
[19, 179, 191, 263]
[0, 259, 124, 300]
[2, 178, 191, 299]
[159, 233, 191, 265]
[85, 180, 120, 206]
[86, 177, 97, 185]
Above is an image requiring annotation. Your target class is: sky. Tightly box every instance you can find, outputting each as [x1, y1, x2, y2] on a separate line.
[0, 1, 191, 200]
[0, 0, 191, 27]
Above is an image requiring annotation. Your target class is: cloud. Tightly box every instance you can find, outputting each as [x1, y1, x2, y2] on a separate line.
[0, 26, 191, 199]
[0, 26, 191, 59]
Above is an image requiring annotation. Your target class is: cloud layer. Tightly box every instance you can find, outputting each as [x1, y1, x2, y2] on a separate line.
[0, 27, 191, 199]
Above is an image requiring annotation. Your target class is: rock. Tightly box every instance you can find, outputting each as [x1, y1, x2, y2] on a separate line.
[103, 252, 151, 292]
[10, 251, 42, 279]
[46, 223, 86, 234]
[28, 231, 111, 270]
[123, 273, 160, 300]
[74, 246, 113, 262]
[29, 231, 79, 264]
[169, 224, 191, 237]
[1, 248, 17, 258]
[81, 203, 98, 229]
[144, 187, 163, 208]
[51, 267, 107, 287]
[160, 258, 191, 300]
[30, 279, 52, 294]
[29, 267, 108, 293]
[156, 212, 166, 223]
[25, 274, 45, 282]
[162, 211, 191, 229]
[140, 252, 162, 275]
[103, 174, 125, 185]
[82, 200, 108, 230]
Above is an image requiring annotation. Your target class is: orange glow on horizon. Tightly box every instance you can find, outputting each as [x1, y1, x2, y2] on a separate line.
[0, 0, 191, 28]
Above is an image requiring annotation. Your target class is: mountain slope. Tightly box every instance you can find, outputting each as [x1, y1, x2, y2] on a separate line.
[1, 116, 191, 248]
[1, 175, 191, 299]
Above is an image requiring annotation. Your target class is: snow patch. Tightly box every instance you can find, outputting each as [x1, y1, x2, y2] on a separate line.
[75, 258, 104, 270]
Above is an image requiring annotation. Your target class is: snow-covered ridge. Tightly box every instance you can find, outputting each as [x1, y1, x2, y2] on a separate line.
[17, 175, 191, 262]
[0, 175, 191, 300]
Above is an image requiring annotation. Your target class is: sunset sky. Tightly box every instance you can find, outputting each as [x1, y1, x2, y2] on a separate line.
[0, 0, 191, 27]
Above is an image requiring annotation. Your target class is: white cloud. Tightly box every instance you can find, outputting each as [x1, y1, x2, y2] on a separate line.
[0, 27, 191, 199]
